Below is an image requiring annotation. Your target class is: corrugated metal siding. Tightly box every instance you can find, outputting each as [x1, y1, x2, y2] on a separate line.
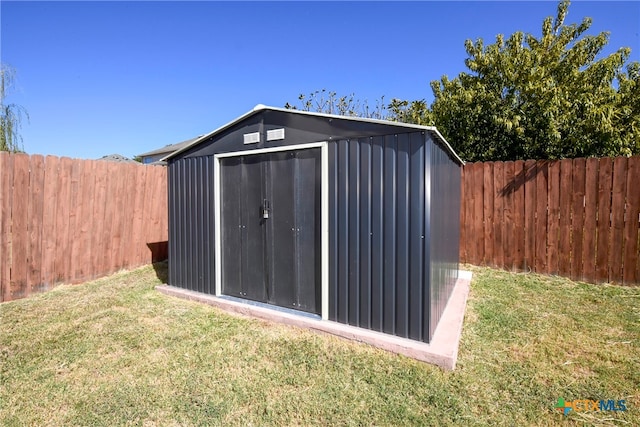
[168, 156, 215, 293]
[328, 131, 434, 342]
[428, 136, 462, 341]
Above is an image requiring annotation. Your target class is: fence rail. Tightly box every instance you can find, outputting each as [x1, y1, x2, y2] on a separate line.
[0, 152, 168, 302]
[460, 156, 640, 285]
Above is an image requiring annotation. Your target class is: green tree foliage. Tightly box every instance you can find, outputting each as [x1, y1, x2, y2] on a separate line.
[386, 99, 434, 126]
[0, 64, 28, 152]
[429, 0, 639, 161]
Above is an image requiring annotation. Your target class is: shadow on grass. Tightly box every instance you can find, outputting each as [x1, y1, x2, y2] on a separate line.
[147, 241, 168, 284]
[151, 260, 168, 284]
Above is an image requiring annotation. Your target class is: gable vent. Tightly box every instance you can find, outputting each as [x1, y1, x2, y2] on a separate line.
[266, 128, 285, 141]
[243, 132, 260, 144]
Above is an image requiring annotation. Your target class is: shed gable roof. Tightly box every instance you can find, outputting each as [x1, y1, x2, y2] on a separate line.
[163, 105, 463, 164]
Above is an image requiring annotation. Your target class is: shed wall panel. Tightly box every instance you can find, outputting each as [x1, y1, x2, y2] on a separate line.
[382, 135, 397, 335]
[395, 133, 410, 338]
[408, 134, 425, 341]
[336, 140, 349, 323]
[348, 139, 360, 324]
[358, 138, 372, 329]
[328, 142, 339, 320]
[370, 137, 385, 332]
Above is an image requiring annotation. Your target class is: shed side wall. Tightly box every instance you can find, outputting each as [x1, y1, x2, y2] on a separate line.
[428, 136, 462, 341]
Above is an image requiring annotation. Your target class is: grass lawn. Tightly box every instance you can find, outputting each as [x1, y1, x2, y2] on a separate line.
[1, 263, 638, 426]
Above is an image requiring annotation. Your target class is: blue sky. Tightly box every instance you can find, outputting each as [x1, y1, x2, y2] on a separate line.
[2, 1, 639, 160]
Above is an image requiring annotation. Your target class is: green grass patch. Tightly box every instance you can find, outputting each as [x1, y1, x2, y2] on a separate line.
[1, 263, 638, 425]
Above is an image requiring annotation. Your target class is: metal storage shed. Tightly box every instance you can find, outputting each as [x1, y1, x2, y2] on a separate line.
[164, 105, 463, 343]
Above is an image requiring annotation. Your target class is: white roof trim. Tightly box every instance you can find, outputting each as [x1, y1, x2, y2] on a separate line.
[162, 104, 464, 164]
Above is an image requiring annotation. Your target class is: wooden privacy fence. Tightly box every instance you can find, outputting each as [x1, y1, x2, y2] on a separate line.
[0, 152, 168, 302]
[460, 156, 640, 285]
[2, 152, 638, 303]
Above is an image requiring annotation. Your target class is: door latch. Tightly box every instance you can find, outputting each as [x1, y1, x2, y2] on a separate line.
[262, 199, 271, 219]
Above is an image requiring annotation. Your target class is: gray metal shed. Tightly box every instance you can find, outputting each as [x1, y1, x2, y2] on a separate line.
[164, 105, 463, 343]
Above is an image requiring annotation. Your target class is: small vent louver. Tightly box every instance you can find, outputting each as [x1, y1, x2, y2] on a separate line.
[266, 128, 285, 141]
[243, 132, 260, 144]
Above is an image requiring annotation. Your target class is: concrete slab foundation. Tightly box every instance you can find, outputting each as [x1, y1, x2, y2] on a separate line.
[156, 270, 472, 370]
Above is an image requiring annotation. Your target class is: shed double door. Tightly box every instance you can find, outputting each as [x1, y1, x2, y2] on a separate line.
[220, 148, 321, 314]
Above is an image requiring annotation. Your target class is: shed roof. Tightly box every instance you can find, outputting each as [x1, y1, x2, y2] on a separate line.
[162, 105, 464, 164]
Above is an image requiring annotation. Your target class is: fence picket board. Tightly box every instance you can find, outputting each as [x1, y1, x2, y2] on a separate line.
[10, 154, 29, 299]
[471, 163, 484, 264]
[91, 160, 108, 276]
[610, 157, 628, 283]
[132, 164, 144, 265]
[0, 152, 14, 302]
[512, 160, 526, 270]
[465, 163, 475, 263]
[523, 160, 536, 271]
[547, 160, 560, 275]
[118, 164, 136, 267]
[535, 160, 548, 273]
[54, 158, 72, 284]
[27, 155, 45, 295]
[493, 162, 504, 268]
[153, 165, 168, 260]
[131, 164, 147, 264]
[67, 160, 83, 283]
[102, 161, 117, 274]
[595, 158, 613, 283]
[78, 161, 96, 282]
[110, 165, 126, 271]
[582, 158, 599, 282]
[570, 158, 586, 280]
[623, 157, 640, 284]
[41, 156, 59, 289]
[459, 164, 467, 263]
[483, 162, 494, 265]
[502, 161, 515, 270]
[557, 160, 573, 277]
[143, 166, 153, 264]
[145, 166, 159, 262]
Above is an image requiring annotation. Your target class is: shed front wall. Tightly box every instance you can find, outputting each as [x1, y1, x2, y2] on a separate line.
[168, 156, 215, 294]
[167, 112, 461, 343]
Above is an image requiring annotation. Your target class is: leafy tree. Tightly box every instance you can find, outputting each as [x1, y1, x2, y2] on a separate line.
[386, 98, 433, 126]
[0, 64, 28, 152]
[428, 0, 639, 161]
